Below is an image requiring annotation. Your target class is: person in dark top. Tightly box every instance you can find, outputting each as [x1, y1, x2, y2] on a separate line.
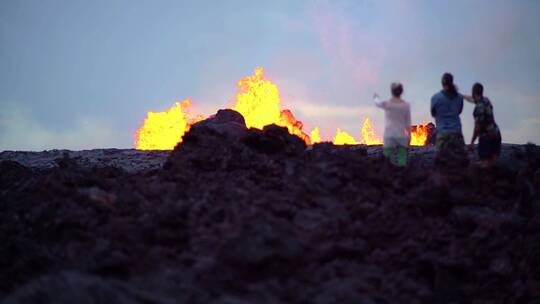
[430, 73, 468, 166]
[464, 83, 502, 167]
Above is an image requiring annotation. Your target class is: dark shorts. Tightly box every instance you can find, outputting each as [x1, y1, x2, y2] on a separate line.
[478, 132, 501, 160]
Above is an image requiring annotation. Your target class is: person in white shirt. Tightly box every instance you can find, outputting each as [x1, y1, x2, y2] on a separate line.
[374, 82, 411, 167]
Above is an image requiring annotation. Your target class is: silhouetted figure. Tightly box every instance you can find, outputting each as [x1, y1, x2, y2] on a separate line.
[431, 73, 468, 167]
[374, 82, 411, 167]
[463, 83, 502, 168]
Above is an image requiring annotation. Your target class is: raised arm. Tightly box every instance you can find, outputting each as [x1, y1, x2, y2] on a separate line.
[373, 93, 385, 108]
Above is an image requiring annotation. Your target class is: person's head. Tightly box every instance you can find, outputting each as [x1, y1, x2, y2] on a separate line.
[472, 82, 484, 101]
[391, 82, 403, 98]
[441, 72, 458, 97]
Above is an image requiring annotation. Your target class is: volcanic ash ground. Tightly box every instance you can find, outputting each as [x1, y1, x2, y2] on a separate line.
[1, 110, 540, 303]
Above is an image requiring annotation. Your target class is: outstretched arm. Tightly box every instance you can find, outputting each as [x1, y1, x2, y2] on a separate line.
[373, 94, 385, 108]
[463, 95, 475, 103]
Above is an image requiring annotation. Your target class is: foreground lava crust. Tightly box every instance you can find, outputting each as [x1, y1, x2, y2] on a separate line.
[1, 114, 540, 303]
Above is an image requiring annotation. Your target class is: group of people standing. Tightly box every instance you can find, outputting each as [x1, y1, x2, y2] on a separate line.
[375, 72, 502, 168]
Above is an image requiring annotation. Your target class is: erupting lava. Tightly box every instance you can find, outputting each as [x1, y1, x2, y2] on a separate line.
[134, 67, 431, 149]
[333, 128, 358, 145]
[359, 117, 383, 145]
[410, 124, 429, 146]
[232, 67, 310, 143]
[330, 118, 383, 146]
[330, 120, 429, 146]
[135, 100, 201, 150]
[310, 127, 321, 144]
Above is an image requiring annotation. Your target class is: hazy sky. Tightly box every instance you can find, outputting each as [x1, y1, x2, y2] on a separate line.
[1, 0, 539, 150]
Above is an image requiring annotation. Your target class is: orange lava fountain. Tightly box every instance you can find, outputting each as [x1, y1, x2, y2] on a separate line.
[135, 100, 202, 150]
[135, 66, 430, 149]
[331, 118, 383, 146]
[333, 128, 358, 145]
[410, 124, 429, 146]
[232, 67, 310, 144]
[359, 117, 383, 145]
[310, 127, 322, 144]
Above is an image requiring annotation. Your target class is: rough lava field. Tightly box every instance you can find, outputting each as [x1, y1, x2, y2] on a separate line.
[1, 110, 540, 303]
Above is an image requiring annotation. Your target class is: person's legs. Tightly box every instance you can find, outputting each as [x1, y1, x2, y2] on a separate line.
[493, 131, 502, 162]
[477, 135, 489, 167]
[396, 146, 407, 167]
[436, 133, 468, 167]
[383, 147, 397, 165]
[478, 133, 501, 168]
[384, 138, 408, 167]
[485, 142, 498, 168]
[435, 133, 449, 152]
[383, 137, 396, 165]
[383, 147, 393, 158]
[450, 133, 466, 150]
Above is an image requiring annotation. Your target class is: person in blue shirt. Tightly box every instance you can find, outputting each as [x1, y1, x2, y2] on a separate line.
[430, 73, 468, 166]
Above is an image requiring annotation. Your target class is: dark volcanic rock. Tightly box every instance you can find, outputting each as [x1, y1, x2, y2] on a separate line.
[2, 272, 177, 304]
[0, 161, 32, 191]
[189, 109, 248, 141]
[1, 134, 540, 302]
[242, 124, 306, 156]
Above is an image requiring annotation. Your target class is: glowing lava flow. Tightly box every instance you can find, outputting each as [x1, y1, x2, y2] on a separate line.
[135, 100, 202, 150]
[231, 67, 311, 144]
